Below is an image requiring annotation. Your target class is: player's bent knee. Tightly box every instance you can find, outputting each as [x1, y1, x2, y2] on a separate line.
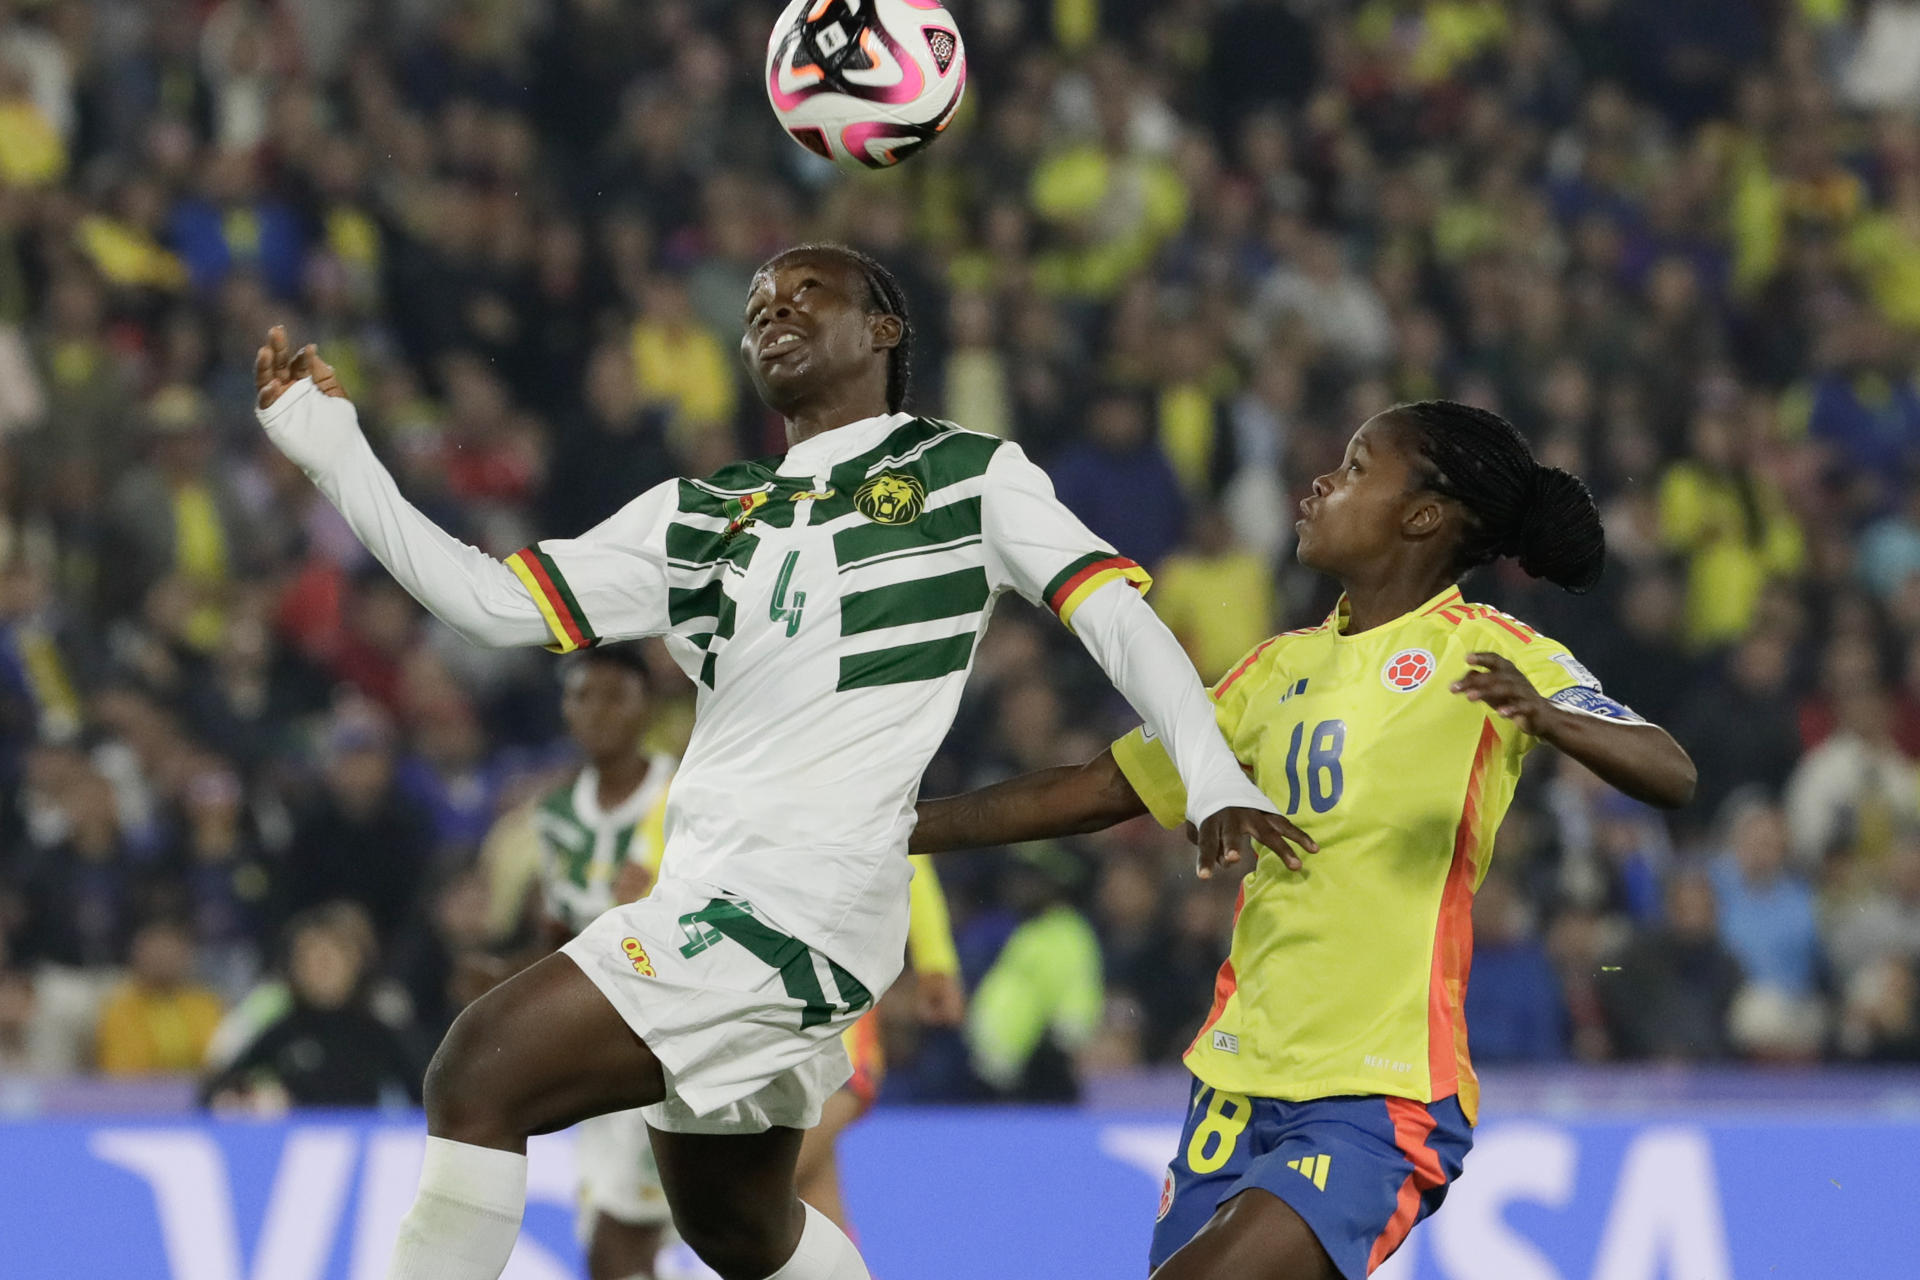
[422, 998, 522, 1142]
[673, 1199, 801, 1280]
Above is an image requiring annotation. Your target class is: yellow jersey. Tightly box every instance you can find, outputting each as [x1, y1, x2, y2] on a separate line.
[1112, 585, 1640, 1123]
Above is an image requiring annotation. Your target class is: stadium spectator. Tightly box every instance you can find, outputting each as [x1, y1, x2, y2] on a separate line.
[94, 918, 224, 1076]
[1464, 866, 1569, 1062]
[1784, 685, 1920, 873]
[966, 845, 1104, 1102]
[1826, 840, 1920, 983]
[281, 710, 433, 944]
[1711, 798, 1823, 999]
[1049, 388, 1187, 569]
[204, 905, 422, 1109]
[1600, 867, 1745, 1061]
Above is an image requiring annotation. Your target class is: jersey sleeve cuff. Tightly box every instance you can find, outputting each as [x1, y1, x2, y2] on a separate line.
[1044, 552, 1152, 632]
[506, 546, 599, 654]
[1111, 727, 1187, 830]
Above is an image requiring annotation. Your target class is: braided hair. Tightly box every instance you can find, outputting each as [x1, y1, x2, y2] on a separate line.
[756, 243, 913, 412]
[1394, 400, 1606, 594]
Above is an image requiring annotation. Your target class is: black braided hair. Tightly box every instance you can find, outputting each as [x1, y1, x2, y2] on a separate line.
[756, 243, 913, 412]
[1393, 400, 1606, 594]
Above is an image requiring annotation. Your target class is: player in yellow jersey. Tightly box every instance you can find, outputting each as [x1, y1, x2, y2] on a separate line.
[794, 859, 965, 1232]
[912, 401, 1695, 1280]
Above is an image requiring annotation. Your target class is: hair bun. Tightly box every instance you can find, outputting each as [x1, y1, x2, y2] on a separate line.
[1508, 465, 1605, 593]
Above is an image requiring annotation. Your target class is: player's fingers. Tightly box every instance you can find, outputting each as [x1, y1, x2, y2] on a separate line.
[308, 346, 341, 393]
[1252, 811, 1317, 857]
[1196, 824, 1233, 880]
[1464, 651, 1514, 672]
[254, 343, 273, 390]
[267, 324, 289, 369]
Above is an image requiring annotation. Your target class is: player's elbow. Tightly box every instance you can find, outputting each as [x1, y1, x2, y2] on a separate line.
[1646, 739, 1698, 810]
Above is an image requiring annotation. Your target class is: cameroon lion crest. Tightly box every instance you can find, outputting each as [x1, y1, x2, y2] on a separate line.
[855, 472, 926, 525]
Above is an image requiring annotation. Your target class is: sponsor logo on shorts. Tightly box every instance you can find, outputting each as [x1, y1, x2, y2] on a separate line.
[1382, 647, 1435, 692]
[1286, 1154, 1331, 1191]
[620, 936, 656, 977]
[1212, 1030, 1240, 1054]
[1157, 1167, 1176, 1221]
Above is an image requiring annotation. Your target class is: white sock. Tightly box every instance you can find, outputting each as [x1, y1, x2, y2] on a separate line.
[386, 1137, 528, 1280]
[765, 1203, 872, 1280]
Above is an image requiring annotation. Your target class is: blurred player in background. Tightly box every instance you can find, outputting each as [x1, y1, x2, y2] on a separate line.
[531, 644, 677, 1280]
[914, 401, 1697, 1280]
[252, 240, 1289, 1280]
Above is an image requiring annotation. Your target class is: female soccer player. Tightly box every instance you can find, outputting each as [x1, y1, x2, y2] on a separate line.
[252, 242, 1295, 1280]
[912, 401, 1696, 1280]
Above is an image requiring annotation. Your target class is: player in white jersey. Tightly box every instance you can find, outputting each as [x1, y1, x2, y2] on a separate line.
[532, 645, 675, 1280]
[252, 242, 1309, 1280]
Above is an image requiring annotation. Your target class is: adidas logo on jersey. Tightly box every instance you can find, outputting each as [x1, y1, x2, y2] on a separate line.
[1211, 1030, 1240, 1054]
[1286, 1154, 1331, 1191]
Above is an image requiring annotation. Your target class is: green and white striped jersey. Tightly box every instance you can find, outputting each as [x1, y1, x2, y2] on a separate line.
[536, 756, 676, 936]
[509, 413, 1149, 993]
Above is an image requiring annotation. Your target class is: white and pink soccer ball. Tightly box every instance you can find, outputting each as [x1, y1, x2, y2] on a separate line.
[765, 0, 967, 170]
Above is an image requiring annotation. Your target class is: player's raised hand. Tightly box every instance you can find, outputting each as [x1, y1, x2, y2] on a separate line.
[255, 325, 297, 408]
[1196, 805, 1317, 880]
[1451, 651, 1550, 734]
[255, 326, 347, 410]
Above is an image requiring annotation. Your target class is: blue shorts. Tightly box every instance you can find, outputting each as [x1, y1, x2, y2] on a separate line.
[1151, 1079, 1473, 1279]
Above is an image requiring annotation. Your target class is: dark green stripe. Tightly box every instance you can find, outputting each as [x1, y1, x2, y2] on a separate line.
[837, 631, 976, 691]
[826, 959, 873, 1013]
[668, 582, 723, 627]
[840, 566, 989, 636]
[832, 497, 982, 566]
[530, 548, 597, 644]
[684, 900, 843, 1028]
[1041, 550, 1110, 606]
[910, 430, 1000, 494]
[665, 520, 732, 565]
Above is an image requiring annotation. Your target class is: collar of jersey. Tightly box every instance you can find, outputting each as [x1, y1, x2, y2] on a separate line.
[1327, 583, 1464, 640]
[777, 411, 916, 475]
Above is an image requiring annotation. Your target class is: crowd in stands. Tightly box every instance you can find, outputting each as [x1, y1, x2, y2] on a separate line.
[5, 0, 1920, 1106]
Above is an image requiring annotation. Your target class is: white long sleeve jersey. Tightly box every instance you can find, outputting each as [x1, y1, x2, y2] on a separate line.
[260, 381, 1275, 994]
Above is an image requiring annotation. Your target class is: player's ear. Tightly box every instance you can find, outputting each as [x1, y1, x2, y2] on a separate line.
[870, 313, 903, 352]
[1403, 493, 1447, 541]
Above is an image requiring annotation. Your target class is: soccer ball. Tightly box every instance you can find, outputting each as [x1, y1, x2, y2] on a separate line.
[765, 0, 967, 170]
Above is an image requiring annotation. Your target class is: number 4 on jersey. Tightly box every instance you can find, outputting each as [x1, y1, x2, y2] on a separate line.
[770, 549, 806, 637]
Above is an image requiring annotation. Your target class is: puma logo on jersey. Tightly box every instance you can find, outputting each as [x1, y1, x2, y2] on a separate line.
[788, 489, 836, 502]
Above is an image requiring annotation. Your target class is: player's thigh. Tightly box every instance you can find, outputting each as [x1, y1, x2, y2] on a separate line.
[795, 1086, 865, 1186]
[429, 950, 666, 1138]
[649, 1124, 806, 1248]
[1152, 1188, 1337, 1280]
[587, 1213, 664, 1280]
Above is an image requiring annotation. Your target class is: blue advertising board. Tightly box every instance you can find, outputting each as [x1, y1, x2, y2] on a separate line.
[2, 1106, 1915, 1278]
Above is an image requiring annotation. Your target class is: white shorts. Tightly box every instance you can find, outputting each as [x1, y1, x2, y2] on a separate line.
[573, 1107, 670, 1235]
[562, 878, 872, 1134]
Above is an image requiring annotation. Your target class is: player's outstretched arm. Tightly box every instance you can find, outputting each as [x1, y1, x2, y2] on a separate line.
[1453, 652, 1696, 809]
[253, 326, 554, 649]
[912, 749, 1147, 854]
